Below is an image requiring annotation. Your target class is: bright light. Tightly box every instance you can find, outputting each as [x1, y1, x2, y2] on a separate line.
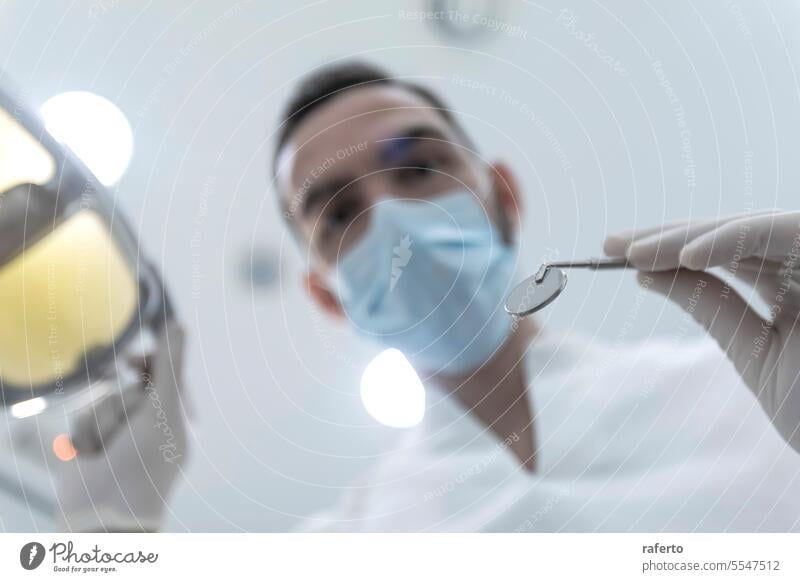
[41, 91, 133, 185]
[360, 348, 425, 428]
[10, 397, 46, 419]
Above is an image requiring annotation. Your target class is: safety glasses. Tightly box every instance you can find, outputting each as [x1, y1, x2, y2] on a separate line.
[0, 82, 167, 411]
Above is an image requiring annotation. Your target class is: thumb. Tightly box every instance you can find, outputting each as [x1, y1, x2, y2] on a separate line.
[638, 269, 772, 392]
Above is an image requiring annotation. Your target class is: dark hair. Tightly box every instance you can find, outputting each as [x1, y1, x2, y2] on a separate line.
[273, 60, 470, 174]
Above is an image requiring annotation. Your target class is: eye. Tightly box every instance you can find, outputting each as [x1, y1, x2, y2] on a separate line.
[392, 156, 449, 184]
[321, 198, 360, 238]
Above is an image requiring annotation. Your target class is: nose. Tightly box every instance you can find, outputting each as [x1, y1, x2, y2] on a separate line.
[357, 173, 397, 208]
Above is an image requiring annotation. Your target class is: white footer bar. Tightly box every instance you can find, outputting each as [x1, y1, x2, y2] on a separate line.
[1, 533, 797, 580]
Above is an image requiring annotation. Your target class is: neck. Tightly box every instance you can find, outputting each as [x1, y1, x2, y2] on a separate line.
[430, 318, 540, 472]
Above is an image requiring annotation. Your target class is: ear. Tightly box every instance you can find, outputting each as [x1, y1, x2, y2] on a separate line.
[304, 271, 345, 319]
[488, 161, 523, 243]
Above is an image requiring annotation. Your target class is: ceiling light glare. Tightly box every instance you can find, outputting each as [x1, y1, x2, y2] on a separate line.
[41, 91, 133, 185]
[360, 348, 425, 428]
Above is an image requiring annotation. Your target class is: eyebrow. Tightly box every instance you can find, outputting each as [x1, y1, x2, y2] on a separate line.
[296, 124, 453, 218]
[375, 125, 453, 164]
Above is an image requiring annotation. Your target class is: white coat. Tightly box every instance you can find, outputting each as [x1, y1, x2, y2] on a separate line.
[299, 331, 800, 532]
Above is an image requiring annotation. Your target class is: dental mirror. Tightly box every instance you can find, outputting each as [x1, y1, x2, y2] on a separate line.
[505, 257, 631, 317]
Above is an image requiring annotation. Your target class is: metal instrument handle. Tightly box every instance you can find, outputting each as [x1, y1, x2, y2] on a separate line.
[534, 258, 631, 282]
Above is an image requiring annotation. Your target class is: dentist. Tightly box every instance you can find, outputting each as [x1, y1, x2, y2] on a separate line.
[57, 60, 800, 532]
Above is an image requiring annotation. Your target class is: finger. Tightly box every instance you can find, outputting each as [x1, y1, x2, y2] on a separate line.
[713, 257, 800, 317]
[151, 320, 186, 404]
[69, 395, 117, 455]
[638, 269, 771, 392]
[69, 365, 146, 455]
[732, 263, 800, 317]
[626, 220, 735, 270]
[679, 211, 800, 270]
[719, 267, 779, 310]
[733, 257, 785, 275]
[603, 209, 779, 258]
[626, 210, 791, 270]
[127, 319, 189, 462]
[121, 320, 187, 429]
[604, 219, 691, 256]
[716, 257, 783, 297]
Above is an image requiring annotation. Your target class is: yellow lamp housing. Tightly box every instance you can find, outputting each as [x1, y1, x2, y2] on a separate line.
[0, 80, 169, 411]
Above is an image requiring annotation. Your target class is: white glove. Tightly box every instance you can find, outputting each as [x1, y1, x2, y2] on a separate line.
[604, 210, 800, 452]
[55, 319, 189, 532]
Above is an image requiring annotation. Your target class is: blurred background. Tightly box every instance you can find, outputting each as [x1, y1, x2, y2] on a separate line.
[1, 0, 799, 531]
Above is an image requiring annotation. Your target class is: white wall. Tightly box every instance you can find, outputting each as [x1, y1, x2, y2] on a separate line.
[0, 0, 799, 531]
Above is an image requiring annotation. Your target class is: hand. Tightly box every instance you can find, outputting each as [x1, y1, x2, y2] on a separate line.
[604, 210, 800, 452]
[55, 319, 189, 532]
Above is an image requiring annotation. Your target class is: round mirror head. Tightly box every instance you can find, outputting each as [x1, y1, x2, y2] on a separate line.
[504, 267, 568, 317]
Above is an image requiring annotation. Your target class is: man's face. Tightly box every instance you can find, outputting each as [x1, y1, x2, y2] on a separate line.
[276, 84, 520, 315]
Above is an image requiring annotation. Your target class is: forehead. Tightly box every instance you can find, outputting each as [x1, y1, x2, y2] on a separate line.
[277, 84, 457, 195]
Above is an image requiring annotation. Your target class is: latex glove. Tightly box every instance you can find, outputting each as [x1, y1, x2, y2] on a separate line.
[604, 210, 800, 452]
[55, 319, 189, 532]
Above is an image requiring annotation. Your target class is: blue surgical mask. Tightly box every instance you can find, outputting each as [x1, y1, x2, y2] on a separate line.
[333, 189, 517, 375]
